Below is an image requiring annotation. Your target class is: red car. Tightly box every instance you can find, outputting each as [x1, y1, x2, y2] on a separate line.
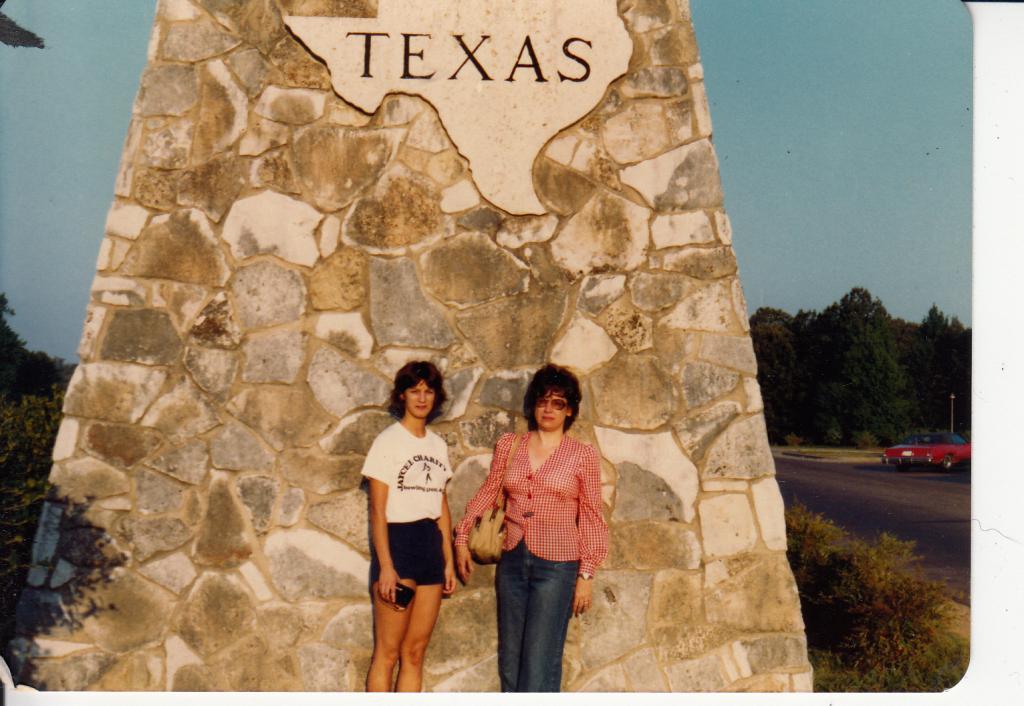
[882, 432, 971, 470]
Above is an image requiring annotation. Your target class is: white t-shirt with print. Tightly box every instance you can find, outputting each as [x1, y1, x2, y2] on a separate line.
[361, 422, 453, 522]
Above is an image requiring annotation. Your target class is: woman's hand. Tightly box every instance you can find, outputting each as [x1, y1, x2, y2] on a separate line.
[443, 560, 457, 596]
[377, 565, 402, 609]
[572, 576, 593, 616]
[455, 544, 474, 583]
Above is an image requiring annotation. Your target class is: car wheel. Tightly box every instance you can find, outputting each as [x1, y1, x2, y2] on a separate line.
[942, 454, 954, 471]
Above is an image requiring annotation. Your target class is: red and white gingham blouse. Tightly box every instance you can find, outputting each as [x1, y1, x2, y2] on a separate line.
[454, 432, 609, 576]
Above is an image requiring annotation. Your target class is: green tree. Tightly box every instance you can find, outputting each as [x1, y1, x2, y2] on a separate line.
[749, 308, 801, 442]
[1, 293, 26, 395]
[810, 288, 912, 444]
[905, 305, 971, 433]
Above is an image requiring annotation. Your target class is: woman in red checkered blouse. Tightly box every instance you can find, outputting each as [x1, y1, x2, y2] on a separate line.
[454, 364, 609, 692]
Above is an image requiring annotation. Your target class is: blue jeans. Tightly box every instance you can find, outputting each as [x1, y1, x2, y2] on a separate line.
[495, 541, 578, 692]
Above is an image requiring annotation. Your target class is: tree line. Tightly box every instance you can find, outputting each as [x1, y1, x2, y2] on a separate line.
[749, 287, 971, 447]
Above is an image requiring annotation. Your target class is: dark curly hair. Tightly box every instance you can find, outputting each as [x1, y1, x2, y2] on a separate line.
[387, 361, 447, 422]
[522, 364, 582, 431]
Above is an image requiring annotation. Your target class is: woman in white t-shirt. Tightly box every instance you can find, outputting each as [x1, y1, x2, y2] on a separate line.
[362, 361, 455, 692]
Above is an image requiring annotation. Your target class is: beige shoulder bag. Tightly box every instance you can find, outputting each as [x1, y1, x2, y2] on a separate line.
[467, 434, 523, 564]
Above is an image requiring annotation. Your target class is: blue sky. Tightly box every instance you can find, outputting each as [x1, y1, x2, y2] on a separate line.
[0, 0, 972, 361]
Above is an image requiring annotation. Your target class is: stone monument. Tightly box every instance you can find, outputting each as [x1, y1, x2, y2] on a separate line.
[8, 0, 812, 692]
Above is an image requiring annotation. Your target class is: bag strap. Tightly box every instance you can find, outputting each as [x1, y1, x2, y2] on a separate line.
[491, 433, 523, 509]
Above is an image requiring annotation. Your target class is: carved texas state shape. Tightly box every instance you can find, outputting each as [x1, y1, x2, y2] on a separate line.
[285, 1, 632, 215]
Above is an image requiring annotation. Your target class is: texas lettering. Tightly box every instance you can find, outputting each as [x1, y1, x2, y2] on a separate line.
[285, 1, 632, 214]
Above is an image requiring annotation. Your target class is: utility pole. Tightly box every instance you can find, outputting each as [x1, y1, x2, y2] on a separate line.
[949, 393, 956, 432]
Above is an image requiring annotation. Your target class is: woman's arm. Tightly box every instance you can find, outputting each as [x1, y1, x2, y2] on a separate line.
[368, 478, 401, 606]
[573, 446, 608, 616]
[453, 432, 516, 581]
[438, 493, 456, 595]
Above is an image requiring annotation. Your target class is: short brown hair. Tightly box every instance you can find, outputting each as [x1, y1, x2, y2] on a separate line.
[388, 361, 447, 422]
[522, 364, 582, 431]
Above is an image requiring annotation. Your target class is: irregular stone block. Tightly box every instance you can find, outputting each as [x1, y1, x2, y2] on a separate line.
[478, 370, 532, 413]
[309, 246, 367, 311]
[551, 314, 618, 374]
[662, 281, 737, 333]
[319, 409, 393, 456]
[621, 67, 688, 99]
[278, 487, 304, 527]
[699, 335, 757, 374]
[608, 521, 701, 570]
[223, 191, 323, 266]
[424, 589, 497, 676]
[579, 571, 651, 669]
[264, 528, 369, 600]
[673, 401, 742, 459]
[698, 494, 758, 557]
[307, 489, 369, 553]
[84, 422, 163, 469]
[751, 479, 787, 551]
[578, 274, 627, 316]
[431, 654, 500, 692]
[25, 650, 116, 691]
[229, 261, 307, 330]
[629, 271, 693, 313]
[314, 312, 373, 359]
[132, 167, 179, 211]
[239, 115, 290, 156]
[594, 426, 698, 522]
[601, 101, 677, 164]
[369, 258, 455, 348]
[80, 568, 175, 653]
[536, 159, 597, 216]
[227, 46, 269, 96]
[650, 211, 714, 249]
[141, 118, 194, 169]
[194, 475, 253, 567]
[281, 447, 362, 495]
[177, 156, 246, 222]
[321, 603, 372, 651]
[590, 354, 675, 430]
[599, 297, 653, 352]
[623, 647, 669, 691]
[495, 213, 559, 249]
[704, 554, 804, 632]
[105, 201, 150, 239]
[154, 282, 209, 331]
[139, 552, 197, 595]
[184, 345, 239, 398]
[577, 663, 629, 692]
[147, 439, 210, 485]
[420, 232, 530, 307]
[654, 246, 737, 280]
[703, 415, 775, 480]
[91, 275, 146, 307]
[138, 64, 198, 117]
[665, 653, 726, 692]
[208, 422, 273, 472]
[49, 458, 129, 503]
[436, 366, 482, 422]
[136, 468, 186, 514]
[122, 209, 229, 286]
[550, 191, 650, 278]
[189, 293, 243, 349]
[237, 475, 280, 534]
[455, 288, 567, 369]
[63, 363, 168, 424]
[293, 125, 397, 210]
[682, 361, 739, 408]
[176, 573, 257, 657]
[120, 516, 193, 561]
[254, 85, 328, 124]
[621, 140, 724, 211]
[743, 377, 763, 413]
[459, 411, 514, 452]
[241, 330, 307, 383]
[611, 463, 684, 522]
[345, 168, 445, 250]
[741, 635, 809, 674]
[160, 18, 240, 62]
[141, 376, 220, 440]
[307, 346, 390, 418]
[92, 647, 166, 691]
[297, 642, 349, 691]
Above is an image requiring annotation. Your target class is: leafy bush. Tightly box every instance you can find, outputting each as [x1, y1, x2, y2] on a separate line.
[852, 430, 879, 449]
[784, 433, 805, 447]
[0, 388, 62, 651]
[786, 502, 968, 691]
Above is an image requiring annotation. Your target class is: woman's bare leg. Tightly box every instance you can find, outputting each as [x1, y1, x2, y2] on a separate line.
[395, 584, 444, 692]
[366, 579, 416, 691]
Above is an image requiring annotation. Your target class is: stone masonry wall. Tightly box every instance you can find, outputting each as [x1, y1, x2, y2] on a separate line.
[9, 0, 812, 692]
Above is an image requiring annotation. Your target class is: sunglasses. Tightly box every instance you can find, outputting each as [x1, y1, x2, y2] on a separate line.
[535, 397, 569, 411]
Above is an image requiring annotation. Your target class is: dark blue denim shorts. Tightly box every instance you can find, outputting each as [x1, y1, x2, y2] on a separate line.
[370, 518, 445, 586]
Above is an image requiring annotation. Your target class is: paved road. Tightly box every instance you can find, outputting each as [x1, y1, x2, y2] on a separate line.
[774, 455, 971, 602]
